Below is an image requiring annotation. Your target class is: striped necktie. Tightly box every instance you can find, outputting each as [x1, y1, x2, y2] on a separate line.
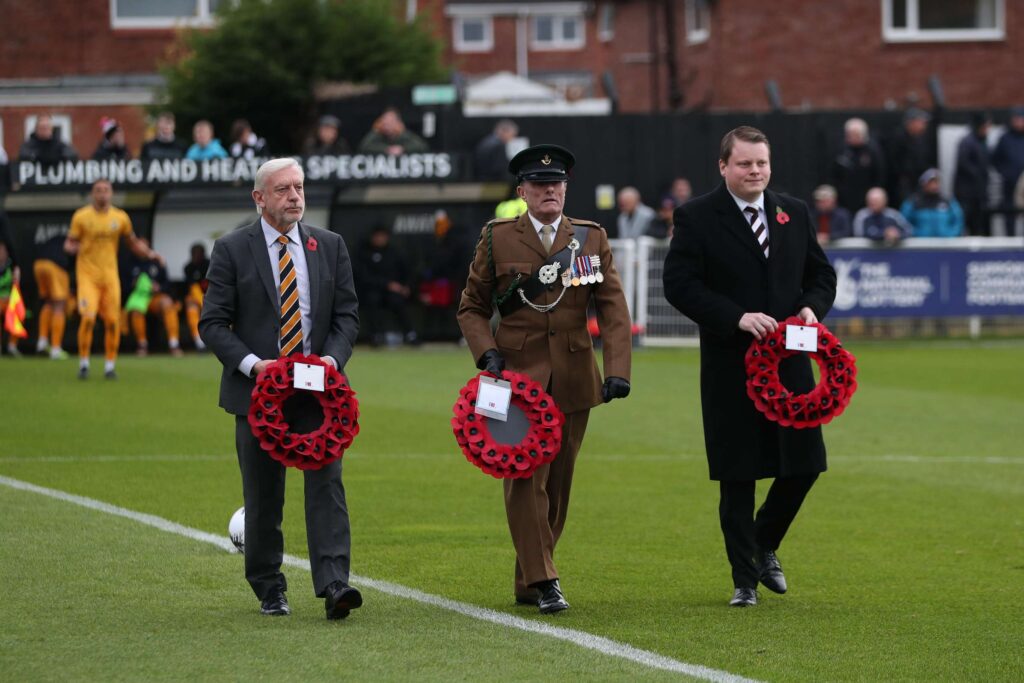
[277, 235, 303, 356]
[745, 206, 769, 257]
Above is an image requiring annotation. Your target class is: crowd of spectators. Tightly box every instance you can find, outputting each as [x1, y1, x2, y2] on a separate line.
[3, 104, 1024, 353]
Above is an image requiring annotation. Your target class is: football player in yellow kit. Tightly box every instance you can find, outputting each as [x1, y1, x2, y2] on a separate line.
[64, 178, 164, 379]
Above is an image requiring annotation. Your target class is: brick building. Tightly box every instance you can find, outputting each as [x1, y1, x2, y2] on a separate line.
[0, 0, 1021, 159]
[0, 0, 216, 160]
[431, 0, 1022, 113]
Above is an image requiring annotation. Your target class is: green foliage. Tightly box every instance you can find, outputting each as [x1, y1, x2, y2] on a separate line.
[158, 0, 446, 152]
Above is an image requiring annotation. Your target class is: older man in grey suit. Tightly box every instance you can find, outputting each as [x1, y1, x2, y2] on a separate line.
[199, 158, 362, 620]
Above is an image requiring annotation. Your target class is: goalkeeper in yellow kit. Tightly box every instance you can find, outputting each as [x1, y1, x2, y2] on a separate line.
[64, 178, 164, 379]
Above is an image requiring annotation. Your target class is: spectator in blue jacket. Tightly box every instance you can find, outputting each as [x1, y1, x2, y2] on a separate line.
[185, 120, 228, 160]
[854, 187, 911, 246]
[900, 169, 964, 237]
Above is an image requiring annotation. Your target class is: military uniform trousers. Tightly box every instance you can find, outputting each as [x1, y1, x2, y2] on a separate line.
[507, 408, 589, 598]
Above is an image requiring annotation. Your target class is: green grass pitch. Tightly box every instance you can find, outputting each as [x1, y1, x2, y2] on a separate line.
[1, 341, 1022, 681]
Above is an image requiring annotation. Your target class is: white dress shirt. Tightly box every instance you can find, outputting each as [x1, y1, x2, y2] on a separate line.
[527, 212, 563, 240]
[728, 189, 766, 230]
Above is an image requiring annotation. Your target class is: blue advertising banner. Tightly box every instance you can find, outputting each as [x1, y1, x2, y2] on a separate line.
[825, 244, 1024, 317]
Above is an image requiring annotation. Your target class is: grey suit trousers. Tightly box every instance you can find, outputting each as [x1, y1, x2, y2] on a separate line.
[234, 416, 351, 600]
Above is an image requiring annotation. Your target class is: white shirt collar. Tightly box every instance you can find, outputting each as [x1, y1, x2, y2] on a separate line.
[527, 212, 563, 235]
[727, 188, 765, 216]
[261, 217, 300, 248]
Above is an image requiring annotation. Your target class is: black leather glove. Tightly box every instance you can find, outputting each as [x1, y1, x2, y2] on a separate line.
[477, 349, 505, 377]
[602, 377, 631, 403]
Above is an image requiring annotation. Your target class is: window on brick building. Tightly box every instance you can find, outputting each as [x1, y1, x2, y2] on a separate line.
[531, 15, 585, 50]
[598, 2, 615, 42]
[883, 0, 1004, 41]
[111, 0, 224, 29]
[453, 16, 494, 52]
[686, 0, 711, 44]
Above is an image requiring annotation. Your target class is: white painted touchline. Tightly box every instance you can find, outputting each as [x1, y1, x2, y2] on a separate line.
[0, 454, 227, 463]
[0, 474, 761, 683]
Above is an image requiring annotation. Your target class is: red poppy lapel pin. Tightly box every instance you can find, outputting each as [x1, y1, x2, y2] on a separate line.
[306, 236, 318, 251]
[775, 206, 791, 224]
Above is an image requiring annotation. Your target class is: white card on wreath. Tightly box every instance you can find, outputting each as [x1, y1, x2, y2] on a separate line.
[293, 362, 325, 392]
[785, 324, 819, 352]
[475, 376, 512, 421]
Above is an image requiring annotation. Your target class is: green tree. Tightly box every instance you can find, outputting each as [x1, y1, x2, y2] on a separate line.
[159, 0, 446, 153]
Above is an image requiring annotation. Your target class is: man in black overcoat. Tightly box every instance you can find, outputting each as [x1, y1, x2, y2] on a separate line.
[663, 126, 837, 607]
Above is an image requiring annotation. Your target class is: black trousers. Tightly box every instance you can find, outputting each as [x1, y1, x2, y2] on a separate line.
[719, 474, 818, 589]
[234, 416, 351, 600]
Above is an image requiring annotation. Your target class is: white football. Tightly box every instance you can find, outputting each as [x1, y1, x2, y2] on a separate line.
[228, 506, 245, 553]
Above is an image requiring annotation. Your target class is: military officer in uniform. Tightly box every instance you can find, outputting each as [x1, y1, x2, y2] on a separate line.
[457, 144, 633, 614]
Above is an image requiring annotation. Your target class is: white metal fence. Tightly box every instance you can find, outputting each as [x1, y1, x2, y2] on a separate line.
[610, 236, 1024, 346]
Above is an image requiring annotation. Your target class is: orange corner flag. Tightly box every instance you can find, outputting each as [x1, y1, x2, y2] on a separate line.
[4, 283, 28, 339]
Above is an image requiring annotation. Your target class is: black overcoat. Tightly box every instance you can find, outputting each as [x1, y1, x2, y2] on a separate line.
[663, 184, 837, 481]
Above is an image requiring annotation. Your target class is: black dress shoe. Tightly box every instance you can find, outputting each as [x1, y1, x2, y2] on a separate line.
[756, 549, 788, 594]
[325, 581, 363, 620]
[535, 580, 569, 614]
[260, 590, 290, 616]
[729, 587, 758, 607]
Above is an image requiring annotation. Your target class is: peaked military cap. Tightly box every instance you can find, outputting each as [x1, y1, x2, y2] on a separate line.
[508, 144, 575, 182]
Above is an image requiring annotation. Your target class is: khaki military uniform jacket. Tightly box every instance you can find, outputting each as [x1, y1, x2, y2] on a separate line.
[458, 213, 632, 414]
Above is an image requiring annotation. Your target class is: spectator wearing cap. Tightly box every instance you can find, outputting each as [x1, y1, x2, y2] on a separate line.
[853, 187, 911, 245]
[830, 118, 886, 213]
[474, 119, 518, 181]
[954, 112, 993, 236]
[900, 169, 964, 238]
[457, 143, 632, 616]
[228, 119, 269, 160]
[18, 114, 79, 167]
[186, 120, 228, 161]
[357, 108, 428, 156]
[303, 115, 351, 156]
[810, 184, 853, 245]
[92, 118, 130, 161]
[885, 108, 935, 206]
[141, 112, 188, 161]
[992, 106, 1024, 232]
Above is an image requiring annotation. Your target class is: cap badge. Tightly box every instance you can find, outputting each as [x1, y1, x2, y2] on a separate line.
[541, 155, 552, 166]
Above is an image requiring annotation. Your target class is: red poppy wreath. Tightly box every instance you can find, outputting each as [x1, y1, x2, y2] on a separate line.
[452, 371, 565, 479]
[745, 317, 858, 429]
[248, 354, 359, 470]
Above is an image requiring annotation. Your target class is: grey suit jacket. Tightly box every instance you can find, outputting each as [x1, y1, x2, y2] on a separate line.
[199, 219, 359, 416]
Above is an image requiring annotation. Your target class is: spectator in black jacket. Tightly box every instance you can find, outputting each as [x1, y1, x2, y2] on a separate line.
[954, 112, 993, 236]
[18, 114, 78, 167]
[140, 112, 188, 161]
[474, 119, 518, 181]
[885, 108, 935, 206]
[228, 119, 269, 160]
[92, 118, 130, 161]
[830, 118, 886, 213]
[302, 115, 352, 156]
[992, 106, 1024, 233]
[354, 226, 419, 346]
